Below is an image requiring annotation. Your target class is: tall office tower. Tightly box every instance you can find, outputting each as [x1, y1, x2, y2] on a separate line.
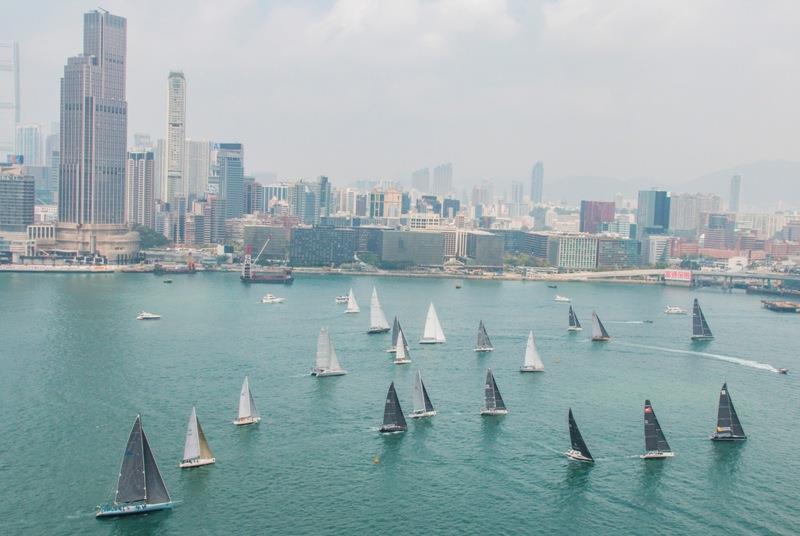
[125, 149, 154, 228]
[530, 161, 544, 204]
[636, 190, 670, 237]
[729, 174, 741, 213]
[579, 200, 616, 234]
[0, 42, 20, 159]
[153, 138, 165, 200]
[185, 139, 211, 198]
[165, 71, 186, 203]
[312, 176, 331, 223]
[14, 124, 43, 165]
[216, 143, 244, 219]
[510, 181, 524, 204]
[412, 167, 430, 192]
[432, 163, 453, 196]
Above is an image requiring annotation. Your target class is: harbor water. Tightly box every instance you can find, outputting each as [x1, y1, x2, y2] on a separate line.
[0, 273, 798, 534]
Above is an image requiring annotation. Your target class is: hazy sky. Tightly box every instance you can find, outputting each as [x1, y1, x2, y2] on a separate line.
[6, 0, 800, 185]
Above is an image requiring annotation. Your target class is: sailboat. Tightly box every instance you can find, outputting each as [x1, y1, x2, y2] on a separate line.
[311, 327, 347, 376]
[410, 370, 436, 418]
[419, 302, 446, 344]
[480, 369, 508, 415]
[565, 409, 594, 462]
[96, 415, 173, 517]
[233, 376, 261, 425]
[691, 298, 714, 340]
[568, 306, 582, 331]
[591, 311, 610, 341]
[641, 399, 674, 459]
[474, 320, 494, 352]
[386, 317, 401, 353]
[394, 326, 412, 364]
[367, 287, 391, 333]
[520, 330, 545, 372]
[179, 407, 215, 468]
[710, 383, 746, 441]
[345, 288, 360, 314]
[379, 382, 408, 433]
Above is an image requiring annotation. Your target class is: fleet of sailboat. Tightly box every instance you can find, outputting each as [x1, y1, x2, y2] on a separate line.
[379, 382, 408, 433]
[691, 298, 714, 340]
[96, 415, 173, 518]
[520, 330, 545, 372]
[480, 369, 508, 415]
[393, 326, 412, 364]
[419, 302, 446, 344]
[311, 328, 347, 376]
[180, 407, 215, 468]
[410, 370, 436, 418]
[367, 287, 391, 333]
[641, 399, 674, 459]
[345, 288, 360, 314]
[565, 409, 594, 462]
[474, 320, 494, 352]
[710, 383, 746, 441]
[591, 311, 611, 341]
[568, 306, 582, 331]
[233, 376, 261, 425]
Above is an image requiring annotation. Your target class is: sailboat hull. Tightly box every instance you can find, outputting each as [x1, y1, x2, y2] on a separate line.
[233, 416, 261, 426]
[640, 451, 675, 459]
[179, 457, 216, 468]
[520, 366, 544, 372]
[96, 502, 173, 518]
[474, 347, 494, 352]
[311, 369, 347, 377]
[393, 358, 411, 364]
[378, 425, 407, 434]
[367, 327, 391, 334]
[419, 338, 444, 344]
[691, 335, 714, 340]
[480, 408, 508, 416]
[410, 410, 436, 419]
[565, 449, 593, 462]
[591, 336, 610, 342]
[710, 434, 746, 441]
[567, 327, 583, 332]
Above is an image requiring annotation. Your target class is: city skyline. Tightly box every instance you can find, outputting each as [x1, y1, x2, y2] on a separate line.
[6, 1, 800, 185]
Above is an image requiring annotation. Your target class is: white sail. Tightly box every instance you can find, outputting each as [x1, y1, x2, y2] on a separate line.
[421, 303, 446, 343]
[328, 338, 344, 372]
[315, 328, 332, 371]
[345, 288, 360, 313]
[238, 376, 256, 419]
[369, 287, 390, 330]
[413, 370, 426, 412]
[395, 327, 411, 363]
[182, 407, 201, 461]
[522, 331, 544, 370]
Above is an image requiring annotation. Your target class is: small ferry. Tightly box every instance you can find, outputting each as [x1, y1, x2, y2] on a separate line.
[261, 294, 285, 304]
[664, 306, 687, 315]
[136, 311, 161, 320]
[554, 295, 571, 303]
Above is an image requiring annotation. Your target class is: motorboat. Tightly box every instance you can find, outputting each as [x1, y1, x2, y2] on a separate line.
[163, 279, 173, 284]
[777, 368, 789, 374]
[261, 294, 285, 304]
[554, 295, 571, 303]
[335, 295, 349, 304]
[547, 284, 558, 289]
[664, 306, 687, 315]
[136, 311, 161, 320]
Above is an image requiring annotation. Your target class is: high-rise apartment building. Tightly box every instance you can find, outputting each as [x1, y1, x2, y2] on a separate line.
[165, 71, 186, 203]
[729, 174, 742, 213]
[15, 124, 43, 165]
[0, 42, 20, 158]
[432, 163, 453, 196]
[125, 150, 154, 228]
[216, 143, 244, 220]
[0, 168, 34, 232]
[668, 193, 722, 232]
[412, 168, 430, 192]
[579, 200, 615, 234]
[185, 139, 211, 199]
[636, 190, 670, 237]
[530, 161, 544, 204]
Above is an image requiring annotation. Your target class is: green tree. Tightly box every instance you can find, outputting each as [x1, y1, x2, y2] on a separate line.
[134, 225, 170, 249]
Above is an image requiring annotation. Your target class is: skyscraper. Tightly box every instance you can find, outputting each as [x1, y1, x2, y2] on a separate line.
[432, 163, 453, 196]
[412, 168, 430, 192]
[0, 42, 20, 158]
[579, 200, 615, 234]
[0, 168, 34, 232]
[216, 143, 244, 220]
[636, 190, 670, 237]
[165, 71, 186, 203]
[729, 174, 741, 213]
[530, 161, 544, 204]
[125, 149, 154, 228]
[14, 124, 43, 165]
[185, 139, 212, 199]
[510, 181, 524, 205]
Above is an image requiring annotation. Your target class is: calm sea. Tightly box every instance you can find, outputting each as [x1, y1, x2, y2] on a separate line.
[0, 273, 798, 535]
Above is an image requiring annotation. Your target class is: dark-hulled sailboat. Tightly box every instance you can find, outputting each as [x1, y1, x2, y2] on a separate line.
[641, 400, 674, 459]
[692, 298, 714, 340]
[591, 311, 610, 341]
[710, 383, 746, 441]
[480, 369, 508, 415]
[96, 415, 173, 518]
[379, 382, 407, 433]
[568, 306, 582, 331]
[474, 320, 494, 352]
[565, 409, 594, 462]
[386, 317, 400, 353]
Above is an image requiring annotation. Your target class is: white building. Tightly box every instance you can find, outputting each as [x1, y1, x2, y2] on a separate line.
[185, 139, 212, 199]
[15, 123, 43, 166]
[165, 71, 186, 203]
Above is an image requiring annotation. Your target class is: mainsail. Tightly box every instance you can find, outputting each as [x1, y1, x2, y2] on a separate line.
[315, 328, 332, 371]
[388, 317, 400, 352]
[644, 400, 671, 453]
[369, 287, 390, 331]
[394, 327, 411, 363]
[114, 415, 171, 506]
[238, 376, 259, 420]
[692, 299, 713, 339]
[714, 382, 746, 438]
[484, 369, 506, 412]
[569, 306, 582, 330]
[345, 288, 360, 313]
[142, 429, 171, 504]
[568, 409, 593, 461]
[591, 311, 610, 340]
[421, 303, 446, 343]
[382, 382, 407, 430]
[182, 406, 213, 462]
[327, 335, 344, 372]
[476, 320, 493, 350]
[521, 331, 544, 371]
[412, 370, 435, 414]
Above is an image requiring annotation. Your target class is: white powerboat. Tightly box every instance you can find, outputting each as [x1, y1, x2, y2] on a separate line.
[554, 295, 571, 303]
[664, 306, 687, 315]
[137, 311, 161, 320]
[261, 294, 285, 304]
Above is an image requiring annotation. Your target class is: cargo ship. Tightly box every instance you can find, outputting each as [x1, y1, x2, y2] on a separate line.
[152, 255, 197, 275]
[240, 242, 293, 284]
[761, 300, 800, 313]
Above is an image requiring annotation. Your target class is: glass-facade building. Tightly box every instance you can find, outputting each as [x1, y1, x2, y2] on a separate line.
[289, 227, 357, 266]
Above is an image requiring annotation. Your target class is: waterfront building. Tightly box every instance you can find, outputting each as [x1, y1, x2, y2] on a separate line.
[530, 161, 544, 204]
[599, 219, 637, 240]
[216, 143, 244, 219]
[125, 149, 155, 228]
[636, 190, 670, 236]
[164, 71, 186, 204]
[523, 232, 551, 259]
[381, 230, 444, 267]
[579, 200, 615, 234]
[0, 168, 34, 232]
[412, 168, 430, 193]
[463, 231, 504, 269]
[643, 235, 671, 265]
[15, 124, 43, 166]
[290, 226, 356, 266]
[729, 174, 742, 213]
[547, 234, 598, 270]
[243, 224, 291, 261]
[597, 236, 641, 269]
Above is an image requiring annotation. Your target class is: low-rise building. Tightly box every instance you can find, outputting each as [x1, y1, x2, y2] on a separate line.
[381, 230, 444, 267]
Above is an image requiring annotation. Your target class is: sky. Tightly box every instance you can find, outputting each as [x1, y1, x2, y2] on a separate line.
[4, 0, 800, 186]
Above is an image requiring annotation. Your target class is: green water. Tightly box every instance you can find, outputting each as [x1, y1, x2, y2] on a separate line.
[1, 273, 798, 535]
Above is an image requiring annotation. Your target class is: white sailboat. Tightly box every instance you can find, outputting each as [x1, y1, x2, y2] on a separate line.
[410, 370, 436, 418]
[520, 330, 545, 372]
[394, 326, 412, 364]
[233, 376, 261, 425]
[345, 288, 360, 314]
[311, 327, 347, 376]
[179, 407, 215, 468]
[367, 287, 391, 333]
[419, 303, 446, 344]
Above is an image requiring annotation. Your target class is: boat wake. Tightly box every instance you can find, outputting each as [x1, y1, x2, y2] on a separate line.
[618, 342, 782, 373]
